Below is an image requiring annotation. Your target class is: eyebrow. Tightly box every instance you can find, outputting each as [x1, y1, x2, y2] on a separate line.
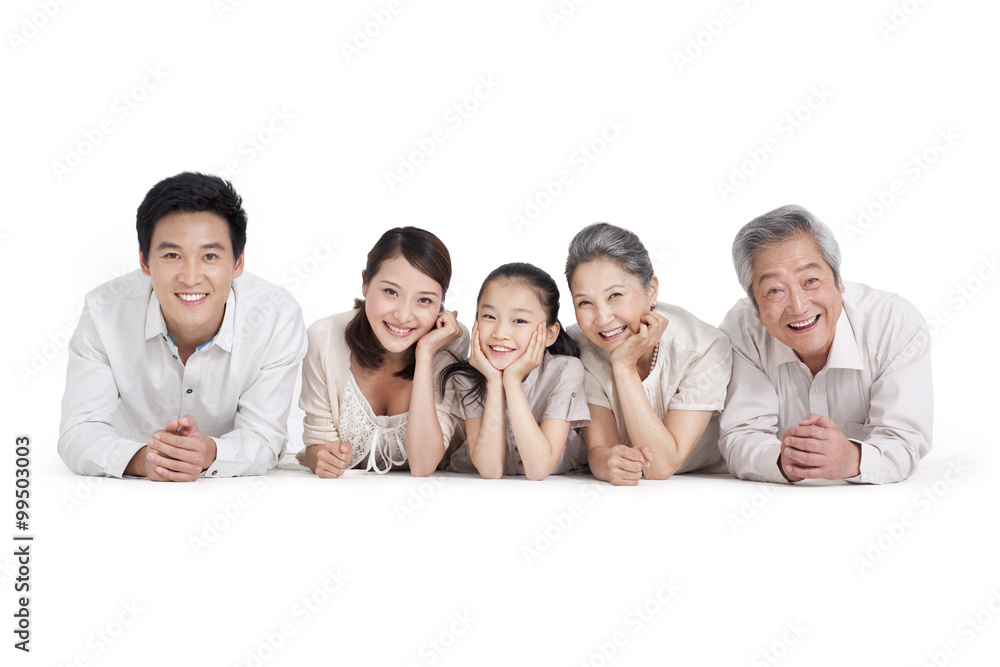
[155, 241, 227, 251]
[379, 279, 440, 296]
[480, 303, 535, 314]
[756, 263, 823, 285]
[572, 283, 627, 298]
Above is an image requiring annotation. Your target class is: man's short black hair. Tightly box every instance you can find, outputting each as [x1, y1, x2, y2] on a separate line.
[136, 172, 247, 262]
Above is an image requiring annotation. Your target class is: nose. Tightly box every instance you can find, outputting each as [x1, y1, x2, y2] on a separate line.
[394, 300, 414, 324]
[787, 285, 808, 315]
[493, 319, 512, 340]
[593, 302, 615, 327]
[179, 257, 202, 286]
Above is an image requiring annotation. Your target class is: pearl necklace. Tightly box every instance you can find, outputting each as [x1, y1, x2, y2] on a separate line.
[648, 344, 659, 374]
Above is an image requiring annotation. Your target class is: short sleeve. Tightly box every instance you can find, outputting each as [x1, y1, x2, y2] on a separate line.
[667, 329, 733, 412]
[539, 357, 591, 429]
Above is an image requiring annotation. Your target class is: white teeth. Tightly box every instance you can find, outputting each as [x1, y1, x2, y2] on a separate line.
[490, 346, 513, 353]
[386, 323, 412, 334]
[178, 293, 207, 302]
[600, 326, 626, 338]
[788, 315, 819, 329]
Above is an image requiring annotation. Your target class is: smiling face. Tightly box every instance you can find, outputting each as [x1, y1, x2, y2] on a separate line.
[752, 233, 844, 373]
[569, 258, 658, 354]
[476, 279, 558, 371]
[140, 210, 243, 348]
[362, 253, 444, 358]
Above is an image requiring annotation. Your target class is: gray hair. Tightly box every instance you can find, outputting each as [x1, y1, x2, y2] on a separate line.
[565, 222, 654, 288]
[733, 204, 842, 310]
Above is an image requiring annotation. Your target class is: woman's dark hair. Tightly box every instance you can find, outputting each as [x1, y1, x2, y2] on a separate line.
[136, 172, 247, 262]
[345, 226, 452, 380]
[440, 262, 580, 407]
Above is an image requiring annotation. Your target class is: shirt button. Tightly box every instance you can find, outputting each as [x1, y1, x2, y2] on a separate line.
[186, 388, 193, 394]
[572, 392, 577, 398]
[211, 470, 218, 476]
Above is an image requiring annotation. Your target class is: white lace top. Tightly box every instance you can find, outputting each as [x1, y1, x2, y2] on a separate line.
[339, 372, 408, 473]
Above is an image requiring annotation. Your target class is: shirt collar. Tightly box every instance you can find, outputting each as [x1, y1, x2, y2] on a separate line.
[768, 307, 864, 373]
[143, 285, 236, 353]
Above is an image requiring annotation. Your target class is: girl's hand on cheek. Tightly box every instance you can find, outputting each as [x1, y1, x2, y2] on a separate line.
[469, 322, 502, 382]
[504, 323, 545, 384]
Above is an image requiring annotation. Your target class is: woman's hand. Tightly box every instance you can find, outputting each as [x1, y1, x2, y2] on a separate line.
[304, 441, 352, 478]
[416, 309, 462, 360]
[605, 444, 652, 486]
[610, 311, 668, 371]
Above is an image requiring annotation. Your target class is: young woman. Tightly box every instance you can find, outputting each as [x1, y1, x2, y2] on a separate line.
[297, 227, 468, 477]
[565, 223, 733, 485]
[441, 263, 590, 480]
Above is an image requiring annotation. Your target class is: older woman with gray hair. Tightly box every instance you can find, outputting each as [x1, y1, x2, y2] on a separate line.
[718, 204, 932, 484]
[565, 223, 733, 485]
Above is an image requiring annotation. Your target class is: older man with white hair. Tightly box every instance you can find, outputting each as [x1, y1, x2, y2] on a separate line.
[718, 204, 932, 484]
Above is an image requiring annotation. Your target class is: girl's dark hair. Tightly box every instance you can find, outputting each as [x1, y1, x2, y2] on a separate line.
[440, 262, 580, 407]
[345, 227, 452, 380]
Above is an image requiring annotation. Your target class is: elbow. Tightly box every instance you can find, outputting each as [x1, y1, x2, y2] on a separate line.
[523, 465, 552, 481]
[408, 462, 437, 478]
[480, 469, 504, 480]
[644, 460, 681, 481]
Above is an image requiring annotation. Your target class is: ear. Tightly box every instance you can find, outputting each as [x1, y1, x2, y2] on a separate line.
[754, 311, 760, 320]
[360, 269, 367, 297]
[139, 249, 151, 276]
[647, 275, 659, 308]
[840, 282, 845, 294]
[543, 321, 560, 348]
[232, 251, 245, 278]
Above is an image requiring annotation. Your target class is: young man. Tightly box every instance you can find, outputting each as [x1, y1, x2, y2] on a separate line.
[58, 172, 307, 480]
[718, 204, 932, 484]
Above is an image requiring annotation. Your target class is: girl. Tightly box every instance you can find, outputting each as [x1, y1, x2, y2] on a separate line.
[441, 263, 590, 480]
[565, 222, 733, 485]
[297, 227, 468, 477]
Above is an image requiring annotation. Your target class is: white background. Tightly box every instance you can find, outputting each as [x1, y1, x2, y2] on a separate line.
[2, 1, 999, 665]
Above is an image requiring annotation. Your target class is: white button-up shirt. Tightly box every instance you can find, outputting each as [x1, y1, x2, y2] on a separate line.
[59, 270, 307, 478]
[718, 281, 932, 484]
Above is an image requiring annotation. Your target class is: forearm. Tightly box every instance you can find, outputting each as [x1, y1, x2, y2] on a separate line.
[469, 379, 506, 479]
[58, 424, 145, 478]
[503, 377, 560, 480]
[611, 364, 681, 477]
[405, 353, 448, 476]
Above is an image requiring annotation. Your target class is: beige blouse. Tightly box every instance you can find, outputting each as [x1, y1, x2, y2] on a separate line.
[567, 302, 733, 474]
[296, 310, 469, 471]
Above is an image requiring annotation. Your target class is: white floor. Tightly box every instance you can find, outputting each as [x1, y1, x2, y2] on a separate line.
[26, 450, 997, 666]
